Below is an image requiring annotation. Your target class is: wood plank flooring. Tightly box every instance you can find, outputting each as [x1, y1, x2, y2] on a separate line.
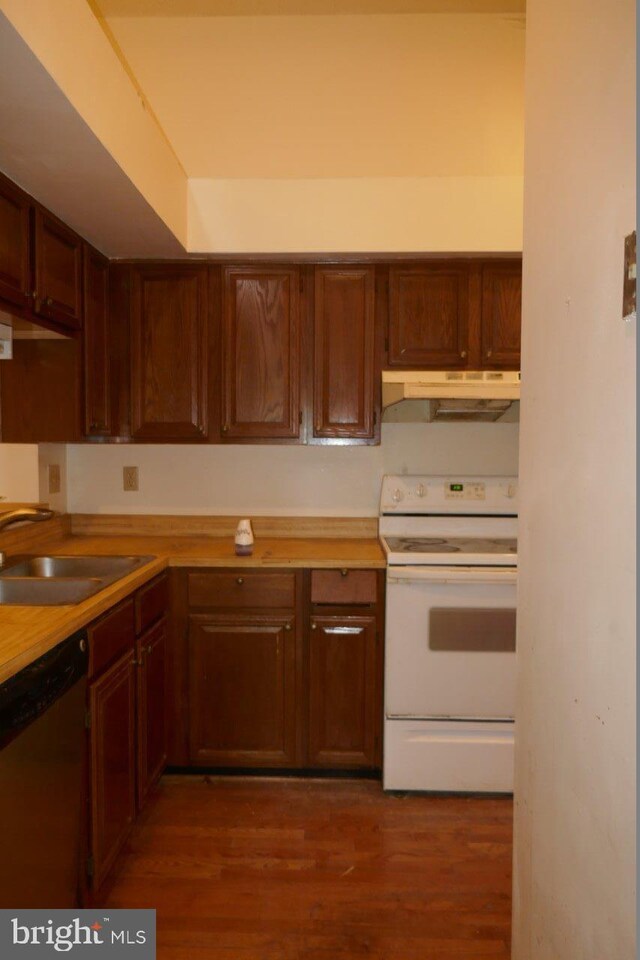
[103, 777, 513, 959]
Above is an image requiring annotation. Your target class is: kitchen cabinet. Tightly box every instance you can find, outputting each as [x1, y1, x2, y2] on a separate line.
[86, 575, 169, 893]
[387, 263, 469, 369]
[136, 618, 167, 808]
[130, 264, 209, 440]
[188, 613, 298, 767]
[313, 266, 378, 441]
[89, 648, 136, 891]
[308, 613, 379, 768]
[0, 173, 31, 314]
[171, 567, 383, 773]
[83, 247, 111, 437]
[480, 261, 522, 369]
[33, 209, 83, 331]
[221, 266, 301, 440]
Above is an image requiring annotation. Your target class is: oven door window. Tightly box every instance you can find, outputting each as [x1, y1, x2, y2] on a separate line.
[429, 608, 516, 652]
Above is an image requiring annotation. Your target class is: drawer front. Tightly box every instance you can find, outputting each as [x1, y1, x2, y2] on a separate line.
[89, 599, 136, 679]
[136, 574, 169, 634]
[188, 571, 296, 609]
[311, 569, 378, 606]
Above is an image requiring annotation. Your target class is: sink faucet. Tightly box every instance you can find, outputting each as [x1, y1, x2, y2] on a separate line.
[0, 507, 55, 532]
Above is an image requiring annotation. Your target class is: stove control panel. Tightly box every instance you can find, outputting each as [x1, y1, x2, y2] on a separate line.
[380, 475, 518, 515]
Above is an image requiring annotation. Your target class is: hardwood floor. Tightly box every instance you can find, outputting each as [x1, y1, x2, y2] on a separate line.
[103, 776, 513, 959]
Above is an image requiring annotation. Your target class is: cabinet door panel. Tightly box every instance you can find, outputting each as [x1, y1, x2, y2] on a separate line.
[0, 175, 31, 312]
[33, 209, 83, 330]
[308, 614, 379, 769]
[131, 266, 208, 439]
[89, 651, 136, 890]
[481, 263, 522, 369]
[83, 247, 111, 436]
[189, 614, 297, 766]
[137, 618, 167, 810]
[222, 267, 300, 439]
[314, 267, 377, 440]
[388, 264, 468, 368]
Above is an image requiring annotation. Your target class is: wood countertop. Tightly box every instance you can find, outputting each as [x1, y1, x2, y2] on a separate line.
[0, 530, 385, 684]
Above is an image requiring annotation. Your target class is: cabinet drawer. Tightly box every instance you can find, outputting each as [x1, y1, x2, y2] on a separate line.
[136, 574, 169, 634]
[89, 599, 136, 679]
[188, 571, 296, 609]
[311, 570, 377, 605]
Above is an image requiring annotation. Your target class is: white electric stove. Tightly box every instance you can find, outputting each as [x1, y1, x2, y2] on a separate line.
[380, 475, 518, 793]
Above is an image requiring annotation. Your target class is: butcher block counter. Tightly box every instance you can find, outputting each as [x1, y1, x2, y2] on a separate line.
[0, 514, 385, 683]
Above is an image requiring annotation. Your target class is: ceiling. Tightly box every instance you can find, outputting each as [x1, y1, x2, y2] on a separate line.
[95, 0, 526, 15]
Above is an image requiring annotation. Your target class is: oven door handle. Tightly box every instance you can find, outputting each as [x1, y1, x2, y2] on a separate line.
[387, 566, 517, 585]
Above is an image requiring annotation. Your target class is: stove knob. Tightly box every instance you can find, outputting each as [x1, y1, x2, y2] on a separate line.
[415, 483, 425, 498]
[392, 488, 404, 503]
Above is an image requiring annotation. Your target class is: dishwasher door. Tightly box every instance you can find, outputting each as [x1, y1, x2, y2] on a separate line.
[0, 631, 88, 908]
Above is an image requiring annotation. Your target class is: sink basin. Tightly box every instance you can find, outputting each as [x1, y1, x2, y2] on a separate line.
[0, 578, 105, 606]
[0, 555, 155, 606]
[0, 555, 153, 580]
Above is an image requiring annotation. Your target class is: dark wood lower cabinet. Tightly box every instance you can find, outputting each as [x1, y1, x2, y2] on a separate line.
[89, 650, 136, 891]
[308, 613, 379, 769]
[188, 613, 298, 767]
[136, 617, 167, 809]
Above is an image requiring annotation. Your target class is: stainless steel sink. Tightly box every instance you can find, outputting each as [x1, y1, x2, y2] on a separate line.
[0, 555, 154, 606]
[0, 578, 105, 606]
[0, 555, 152, 580]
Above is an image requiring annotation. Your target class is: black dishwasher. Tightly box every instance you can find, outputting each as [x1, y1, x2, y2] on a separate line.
[0, 631, 88, 907]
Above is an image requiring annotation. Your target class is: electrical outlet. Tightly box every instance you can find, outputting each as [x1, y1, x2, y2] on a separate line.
[123, 466, 139, 492]
[48, 464, 61, 495]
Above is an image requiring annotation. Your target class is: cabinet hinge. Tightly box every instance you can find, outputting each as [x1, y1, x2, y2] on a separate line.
[84, 708, 92, 730]
[299, 410, 303, 425]
[87, 856, 94, 879]
[373, 410, 378, 425]
[300, 274, 304, 294]
[385, 337, 389, 353]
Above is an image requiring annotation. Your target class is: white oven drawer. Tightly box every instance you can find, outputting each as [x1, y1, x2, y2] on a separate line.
[385, 567, 517, 721]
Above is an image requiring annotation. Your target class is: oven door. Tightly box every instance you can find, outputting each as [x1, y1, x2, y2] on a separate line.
[385, 565, 517, 721]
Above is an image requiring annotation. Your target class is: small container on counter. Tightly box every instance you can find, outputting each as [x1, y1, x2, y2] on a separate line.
[234, 518, 254, 556]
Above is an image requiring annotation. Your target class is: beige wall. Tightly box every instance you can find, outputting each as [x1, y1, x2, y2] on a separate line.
[64, 423, 519, 516]
[513, 0, 636, 957]
[0, 0, 188, 247]
[0, 445, 39, 503]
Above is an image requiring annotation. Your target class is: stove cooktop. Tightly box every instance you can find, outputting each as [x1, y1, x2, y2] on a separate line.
[382, 535, 518, 566]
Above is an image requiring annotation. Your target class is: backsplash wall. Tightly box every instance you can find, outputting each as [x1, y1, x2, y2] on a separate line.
[64, 423, 519, 517]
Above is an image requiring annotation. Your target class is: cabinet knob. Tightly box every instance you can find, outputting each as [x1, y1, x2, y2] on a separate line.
[284, 623, 292, 631]
[236, 576, 244, 585]
[311, 622, 317, 630]
[222, 425, 229, 433]
[145, 644, 153, 655]
[45, 297, 53, 307]
[486, 349, 493, 358]
[340, 569, 348, 577]
[460, 350, 467, 359]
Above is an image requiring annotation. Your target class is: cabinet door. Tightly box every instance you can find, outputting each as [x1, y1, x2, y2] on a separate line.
[222, 267, 300, 439]
[0, 174, 31, 313]
[83, 246, 111, 437]
[189, 613, 297, 767]
[136, 618, 167, 810]
[481, 262, 522, 369]
[89, 650, 136, 890]
[388, 264, 469, 368]
[308, 614, 379, 769]
[131, 265, 209, 440]
[33, 209, 83, 330]
[314, 267, 377, 440]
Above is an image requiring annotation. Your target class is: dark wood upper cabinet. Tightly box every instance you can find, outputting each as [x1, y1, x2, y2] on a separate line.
[307, 613, 379, 769]
[130, 264, 209, 440]
[83, 246, 111, 437]
[480, 262, 522, 369]
[0, 175, 31, 313]
[388, 263, 469, 368]
[221, 266, 301, 440]
[188, 613, 298, 767]
[33, 209, 83, 330]
[313, 266, 377, 441]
